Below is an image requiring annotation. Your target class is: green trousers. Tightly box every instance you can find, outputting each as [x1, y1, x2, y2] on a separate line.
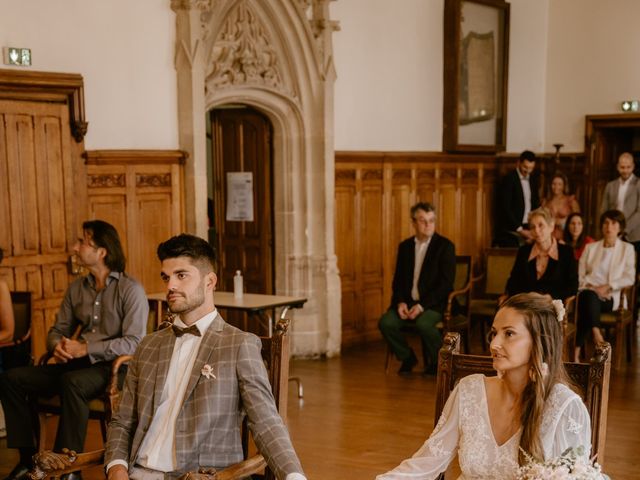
[379, 307, 443, 367]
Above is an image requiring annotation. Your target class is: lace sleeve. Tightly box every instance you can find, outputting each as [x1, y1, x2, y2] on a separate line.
[549, 395, 592, 460]
[376, 384, 461, 479]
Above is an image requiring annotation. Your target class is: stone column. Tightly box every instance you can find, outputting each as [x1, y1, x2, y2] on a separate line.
[172, 0, 209, 237]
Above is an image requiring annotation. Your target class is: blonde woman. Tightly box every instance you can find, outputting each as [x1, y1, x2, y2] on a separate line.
[376, 293, 591, 479]
[503, 207, 578, 303]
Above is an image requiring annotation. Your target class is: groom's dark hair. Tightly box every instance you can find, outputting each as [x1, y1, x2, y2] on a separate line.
[157, 234, 216, 273]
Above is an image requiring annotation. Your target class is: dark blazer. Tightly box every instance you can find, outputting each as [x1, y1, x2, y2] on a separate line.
[389, 233, 456, 313]
[505, 243, 578, 300]
[495, 169, 541, 237]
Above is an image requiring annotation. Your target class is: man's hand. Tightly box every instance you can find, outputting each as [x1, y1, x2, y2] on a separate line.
[407, 304, 423, 320]
[52, 339, 74, 364]
[107, 464, 129, 480]
[397, 303, 410, 320]
[61, 338, 88, 358]
[53, 338, 88, 363]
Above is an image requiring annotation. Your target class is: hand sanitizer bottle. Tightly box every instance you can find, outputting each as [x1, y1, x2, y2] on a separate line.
[233, 270, 243, 299]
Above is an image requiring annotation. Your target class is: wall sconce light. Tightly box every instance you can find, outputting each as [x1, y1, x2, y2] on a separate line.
[621, 100, 639, 112]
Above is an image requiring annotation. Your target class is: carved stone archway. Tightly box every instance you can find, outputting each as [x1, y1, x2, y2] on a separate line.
[171, 0, 341, 356]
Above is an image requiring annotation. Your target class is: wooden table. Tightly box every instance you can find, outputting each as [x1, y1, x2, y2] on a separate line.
[147, 291, 307, 337]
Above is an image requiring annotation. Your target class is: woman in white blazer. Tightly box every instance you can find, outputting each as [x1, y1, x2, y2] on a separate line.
[576, 209, 636, 362]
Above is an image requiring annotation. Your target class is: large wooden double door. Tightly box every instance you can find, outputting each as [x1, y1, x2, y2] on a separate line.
[0, 97, 82, 358]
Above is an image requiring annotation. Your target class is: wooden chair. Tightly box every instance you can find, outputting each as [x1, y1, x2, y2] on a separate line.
[598, 284, 635, 369]
[469, 248, 518, 350]
[437, 255, 473, 352]
[29, 318, 293, 480]
[435, 332, 611, 473]
[384, 255, 473, 373]
[0, 291, 33, 369]
[562, 295, 577, 362]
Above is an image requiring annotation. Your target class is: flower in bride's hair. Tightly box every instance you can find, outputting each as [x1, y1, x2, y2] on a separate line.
[540, 362, 549, 378]
[551, 299, 565, 323]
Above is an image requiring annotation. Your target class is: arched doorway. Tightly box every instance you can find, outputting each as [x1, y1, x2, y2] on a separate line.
[173, 0, 342, 356]
[207, 105, 275, 297]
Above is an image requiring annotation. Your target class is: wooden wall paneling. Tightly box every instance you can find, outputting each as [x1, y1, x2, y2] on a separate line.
[459, 165, 480, 255]
[335, 166, 359, 344]
[1, 100, 78, 358]
[5, 111, 39, 256]
[134, 192, 175, 293]
[384, 165, 414, 311]
[84, 150, 186, 295]
[436, 166, 459, 243]
[360, 167, 384, 341]
[0, 114, 10, 253]
[0, 70, 88, 360]
[336, 152, 504, 347]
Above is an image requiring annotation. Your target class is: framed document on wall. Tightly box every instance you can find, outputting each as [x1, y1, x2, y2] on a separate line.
[443, 0, 510, 153]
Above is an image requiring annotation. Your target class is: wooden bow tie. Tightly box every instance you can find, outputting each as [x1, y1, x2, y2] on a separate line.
[172, 324, 201, 337]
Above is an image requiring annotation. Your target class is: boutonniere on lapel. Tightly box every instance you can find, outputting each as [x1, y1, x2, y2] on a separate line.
[201, 364, 216, 380]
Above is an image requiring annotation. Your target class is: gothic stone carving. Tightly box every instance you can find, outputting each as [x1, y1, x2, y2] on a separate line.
[207, 2, 285, 93]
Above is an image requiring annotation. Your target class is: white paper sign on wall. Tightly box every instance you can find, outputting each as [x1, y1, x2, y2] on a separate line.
[226, 172, 254, 222]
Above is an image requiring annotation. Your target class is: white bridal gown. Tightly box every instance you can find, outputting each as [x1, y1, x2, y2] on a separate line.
[377, 374, 591, 480]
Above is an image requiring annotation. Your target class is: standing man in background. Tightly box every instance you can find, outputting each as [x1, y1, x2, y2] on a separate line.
[600, 151, 640, 269]
[493, 150, 540, 247]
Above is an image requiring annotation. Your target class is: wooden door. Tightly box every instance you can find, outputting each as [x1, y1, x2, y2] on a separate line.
[210, 107, 274, 297]
[0, 99, 79, 358]
[585, 114, 640, 237]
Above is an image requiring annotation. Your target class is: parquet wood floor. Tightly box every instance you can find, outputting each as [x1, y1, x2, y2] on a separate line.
[1, 336, 638, 479]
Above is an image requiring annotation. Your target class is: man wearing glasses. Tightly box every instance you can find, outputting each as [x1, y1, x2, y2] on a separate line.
[379, 202, 455, 376]
[0, 220, 148, 480]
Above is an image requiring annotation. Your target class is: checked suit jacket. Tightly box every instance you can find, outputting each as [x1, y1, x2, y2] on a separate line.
[105, 313, 303, 478]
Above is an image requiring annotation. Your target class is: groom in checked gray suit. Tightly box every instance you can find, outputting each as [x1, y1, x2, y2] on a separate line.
[105, 234, 305, 480]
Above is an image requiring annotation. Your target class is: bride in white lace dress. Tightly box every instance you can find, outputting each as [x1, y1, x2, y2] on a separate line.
[377, 293, 592, 480]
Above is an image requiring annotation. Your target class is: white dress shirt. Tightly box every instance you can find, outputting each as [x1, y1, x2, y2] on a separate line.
[616, 175, 634, 211]
[518, 169, 532, 225]
[411, 236, 431, 302]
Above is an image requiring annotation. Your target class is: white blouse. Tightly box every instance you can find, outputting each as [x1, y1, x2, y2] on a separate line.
[376, 374, 591, 480]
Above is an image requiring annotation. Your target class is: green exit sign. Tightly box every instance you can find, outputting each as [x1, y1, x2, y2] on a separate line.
[3, 47, 32, 66]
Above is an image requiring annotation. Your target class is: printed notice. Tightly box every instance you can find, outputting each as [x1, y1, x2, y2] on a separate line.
[226, 172, 254, 221]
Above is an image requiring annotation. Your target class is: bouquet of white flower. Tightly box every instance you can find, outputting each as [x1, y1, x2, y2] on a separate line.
[517, 446, 608, 480]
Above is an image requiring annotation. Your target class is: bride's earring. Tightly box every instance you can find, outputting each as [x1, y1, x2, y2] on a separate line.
[529, 366, 537, 382]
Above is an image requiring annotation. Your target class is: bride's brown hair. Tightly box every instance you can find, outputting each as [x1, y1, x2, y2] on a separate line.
[499, 293, 573, 465]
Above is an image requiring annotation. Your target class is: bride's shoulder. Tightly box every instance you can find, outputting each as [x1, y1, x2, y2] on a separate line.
[456, 373, 491, 394]
[545, 382, 586, 416]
